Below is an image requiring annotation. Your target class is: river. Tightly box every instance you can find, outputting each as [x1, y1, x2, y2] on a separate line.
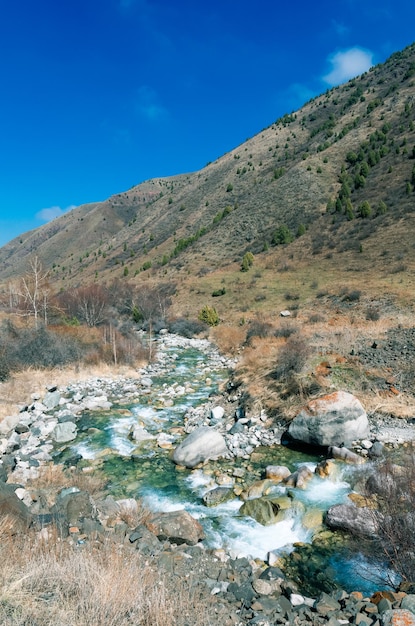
[58, 332, 397, 595]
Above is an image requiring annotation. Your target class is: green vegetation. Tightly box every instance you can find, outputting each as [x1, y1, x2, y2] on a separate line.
[198, 305, 219, 326]
[241, 251, 254, 272]
[272, 225, 294, 245]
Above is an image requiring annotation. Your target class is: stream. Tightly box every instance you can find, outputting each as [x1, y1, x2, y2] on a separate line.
[57, 333, 397, 595]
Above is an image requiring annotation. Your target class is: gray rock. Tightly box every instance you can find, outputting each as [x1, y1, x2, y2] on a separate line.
[52, 422, 77, 443]
[0, 414, 22, 435]
[202, 487, 235, 507]
[288, 391, 369, 447]
[325, 502, 377, 536]
[328, 445, 365, 464]
[314, 592, 341, 616]
[0, 481, 32, 532]
[43, 390, 61, 410]
[239, 497, 280, 526]
[172, 426, 228, 468]
[381, 609, 415, 626]
[52, 488, 95, 533]
[401, 594, 415, 615]
[146, 510, 205, 545]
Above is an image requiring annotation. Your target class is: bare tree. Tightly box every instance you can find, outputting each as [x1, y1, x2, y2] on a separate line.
[9, 256, 50, 326]
[60, 284, 109, 327]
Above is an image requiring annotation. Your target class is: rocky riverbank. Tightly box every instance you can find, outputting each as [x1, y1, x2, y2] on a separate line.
[1, 331, 415, 625]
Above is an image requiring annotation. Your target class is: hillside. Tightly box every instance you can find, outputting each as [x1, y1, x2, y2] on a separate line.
[0, 42, 414, 322]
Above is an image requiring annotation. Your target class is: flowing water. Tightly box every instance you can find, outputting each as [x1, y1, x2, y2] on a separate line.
[61, 337, 393, 594]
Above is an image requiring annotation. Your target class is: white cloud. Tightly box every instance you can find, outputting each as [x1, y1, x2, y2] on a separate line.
[323, 47, 374, 86]
[36, 205, 76, 222]
[135, 85, 168, 121]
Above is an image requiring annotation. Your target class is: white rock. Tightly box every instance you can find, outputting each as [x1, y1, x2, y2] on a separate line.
[210, 406, 225, 421]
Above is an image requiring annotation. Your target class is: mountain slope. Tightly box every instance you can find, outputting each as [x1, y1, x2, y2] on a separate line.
[0, 42, 414, 307]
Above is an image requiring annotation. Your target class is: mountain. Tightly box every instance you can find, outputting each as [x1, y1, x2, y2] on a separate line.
[0, 42, 414, 320]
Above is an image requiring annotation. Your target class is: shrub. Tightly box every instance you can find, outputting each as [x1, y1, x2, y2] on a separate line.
[341, 289, 361, 302]
[274, 323, 298, 338]
[198, 305, 219, 327]
[0, 349, 10, 381]
[272, 335, 310, 381]
[365, 306, 381, 321]
[272, 225, 294, 245]
[364, 452, 415, 584]
[308, 313, 324, 324]
[241, 252, 254, 272]
[284, 292, 300, 301]
[245, 319, 274, 344]
[211, 288, 226, 297]
[168, 318, 207, 338]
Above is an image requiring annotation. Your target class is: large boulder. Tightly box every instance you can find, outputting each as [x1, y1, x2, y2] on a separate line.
[146, 510, 205, 545]
[287, 391, 369, 447]
[325, 502, 377, 536]
[172, 426, 228, 468]
[239, 497, 280, 526]
[52, 422, 77, 443]
[202, 487, 235, 507]
[0, 481, 32, 532]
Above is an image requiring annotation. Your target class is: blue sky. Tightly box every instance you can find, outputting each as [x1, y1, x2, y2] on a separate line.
[0, 0, 414, 246]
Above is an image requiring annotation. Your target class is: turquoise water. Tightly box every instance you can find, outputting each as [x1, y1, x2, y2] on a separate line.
[58, 339, 391, 593]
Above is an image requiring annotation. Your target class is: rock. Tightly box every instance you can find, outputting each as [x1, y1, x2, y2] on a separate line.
[315, 459, 338, 478]
[52, 421, 77, 443]
[210, 406, 225, 421]
[302, 508, 323, 531]
[369, 441, 385, 458]
[146, 510, 205, 545]
[128, 425, 155, 443]
[288, 391, 369, 447]
[202, 487, 234, 507]
[239, 497, 280, 525]
[325, 502, 377, 536]
[328, 446, 365, 464]
[280, 310, 291, 317]
[172, 427, 228, 468]
[129, 524, 162, 555]
[284, 465, 314, 489]
[0, 481, 32, 532]
[51, 488, 95, 534]
[43, 390, 61, 410]
[0, 414, 23, 435]
[381, 609, 415, 626]
[227, 581, 256, 606]
[401, 595, 415, 615]
[314, 592, 341, 616]
[15, 487, 33, 508]
[265, 465, 291, 482]
[242, 479, 277, 500]
[83, 396, 112, 410]
[252, 577, 282, 595]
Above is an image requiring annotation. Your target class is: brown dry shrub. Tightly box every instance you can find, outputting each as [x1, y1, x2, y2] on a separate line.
[211, 325, 246, 356]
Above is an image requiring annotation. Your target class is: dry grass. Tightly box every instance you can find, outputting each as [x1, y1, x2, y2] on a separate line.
[0, 531, 215, 626]
[210, 324, 246, 356]
[26, 464, 108, 497]
[0, 363, 141, 422]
